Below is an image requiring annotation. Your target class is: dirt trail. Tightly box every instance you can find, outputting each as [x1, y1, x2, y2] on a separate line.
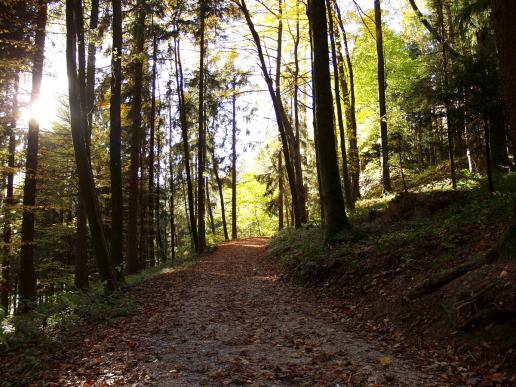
[50, 238, 444, 386]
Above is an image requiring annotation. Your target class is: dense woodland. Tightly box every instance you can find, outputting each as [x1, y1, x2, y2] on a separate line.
[0, 0, 515, 384]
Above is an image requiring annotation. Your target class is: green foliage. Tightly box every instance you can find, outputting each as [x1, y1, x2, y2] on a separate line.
[271, 170, 516, 280]
[269, 226, 327, 280]
[0, 289, 136, 351]
[269, 223, 364, 281]
[0, 253, 200, 352]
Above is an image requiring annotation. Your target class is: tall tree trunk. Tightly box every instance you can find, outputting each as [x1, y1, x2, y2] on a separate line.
[483, 111, 495, 193]
[168, 94, 176, 261]
[210, 135, 229, 240]
[374, 0, 391, 194]
[156, 110, 165, 263]
[66, 0, 117, 290]
[292, 0, 307, 223]
[75, 199, 89, 289]
[278, 151, 284, 230]
[238, 0, 302, 228]
[231, 81, 238, 240]
[173, 37, 198, 250]
[206, 178, 215, 234]
[85, 0, 98, 138]
[2, 75, 19, 312]
[110, 0, 124, 279]
[333, 0, 360, 200]
[308, 25, 325, 222]
[197, 0, 207, 253]
[169, 181, 176, 260]
[75, 0, 99, 289]
[489, 0, 516, 261]
[489, 109, 509, 168]
[148, 34, 157, 265]
[139, 131, 148, 266]
[308, 0, 349, 241]
[126, 0, 145, 274]
[327, 0, 353, 210]
[276, 0, 306, 224]
[19, 0, 48, 304]
[437, 0, 457, 189]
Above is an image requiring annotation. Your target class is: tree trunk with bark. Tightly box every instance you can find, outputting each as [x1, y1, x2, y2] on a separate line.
[148, 34, 157, 265]
[126, 0, 145, 274]
[197, 0, 207, 253]
[278, 151, 284, 230]
[168, 94, 176, 260]
[491, 0, 516, 259]
[327, 0, 353, 210]
[18, 0, 48, 305]
[210, 135, 229, 240]
[110, 0, 124, 279]
[436, 0, 457, 189]
[66, 0, 117, 290]
[231, 81, 238, 240]
[374, 0, 391, 194]
[173, 37, 198, 250]
[2, 74, 19, 312]
[75, 0, 99, 290]
[308, 0, 350, 241]
[333, 0, 360, 200]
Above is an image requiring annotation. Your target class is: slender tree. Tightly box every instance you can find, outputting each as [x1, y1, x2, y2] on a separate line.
[210, 134, 229, 240]
[18, 0, 48, 304]
[231, 79, 238, 239]
[197, 0, 207, 253]
[148, 33, 158, 265]
[333, 0, 360, 200]
[173, 36, 198, 249]
[436, 0, 457, 189]
[1, 75, 19, 312]
[327, 0, 353, 210]
[291, 0, 307, 223]
[167, 91, 176, 260]
[237, 0, 302, 228]
[110, 0, 124, 279]
[278, 151, 284, 230]
[374, 0, 391, 193]
[332, 0, 360, 200]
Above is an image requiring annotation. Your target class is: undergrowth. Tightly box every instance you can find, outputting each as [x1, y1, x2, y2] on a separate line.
[0, 254, 197, 352]
[270, 170, 516, 281]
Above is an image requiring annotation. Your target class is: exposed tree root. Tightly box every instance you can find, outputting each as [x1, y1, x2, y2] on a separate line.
[410, 204, 515, 298]
[409, 255, 491, 298]
[461, 307, 516, 331]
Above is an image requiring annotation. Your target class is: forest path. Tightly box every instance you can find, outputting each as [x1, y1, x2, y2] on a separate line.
[55, 238, 442, 386]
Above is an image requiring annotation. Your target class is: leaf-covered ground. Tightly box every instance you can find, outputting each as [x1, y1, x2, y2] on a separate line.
[1, 238, 510, 386]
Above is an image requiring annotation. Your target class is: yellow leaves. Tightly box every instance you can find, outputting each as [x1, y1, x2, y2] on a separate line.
[380, 355, 392, 367]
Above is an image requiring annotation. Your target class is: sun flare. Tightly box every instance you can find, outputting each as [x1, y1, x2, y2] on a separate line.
[20, 97, 57, 129]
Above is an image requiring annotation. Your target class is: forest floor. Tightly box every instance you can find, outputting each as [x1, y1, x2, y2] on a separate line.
[1, 238, 475, 386]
